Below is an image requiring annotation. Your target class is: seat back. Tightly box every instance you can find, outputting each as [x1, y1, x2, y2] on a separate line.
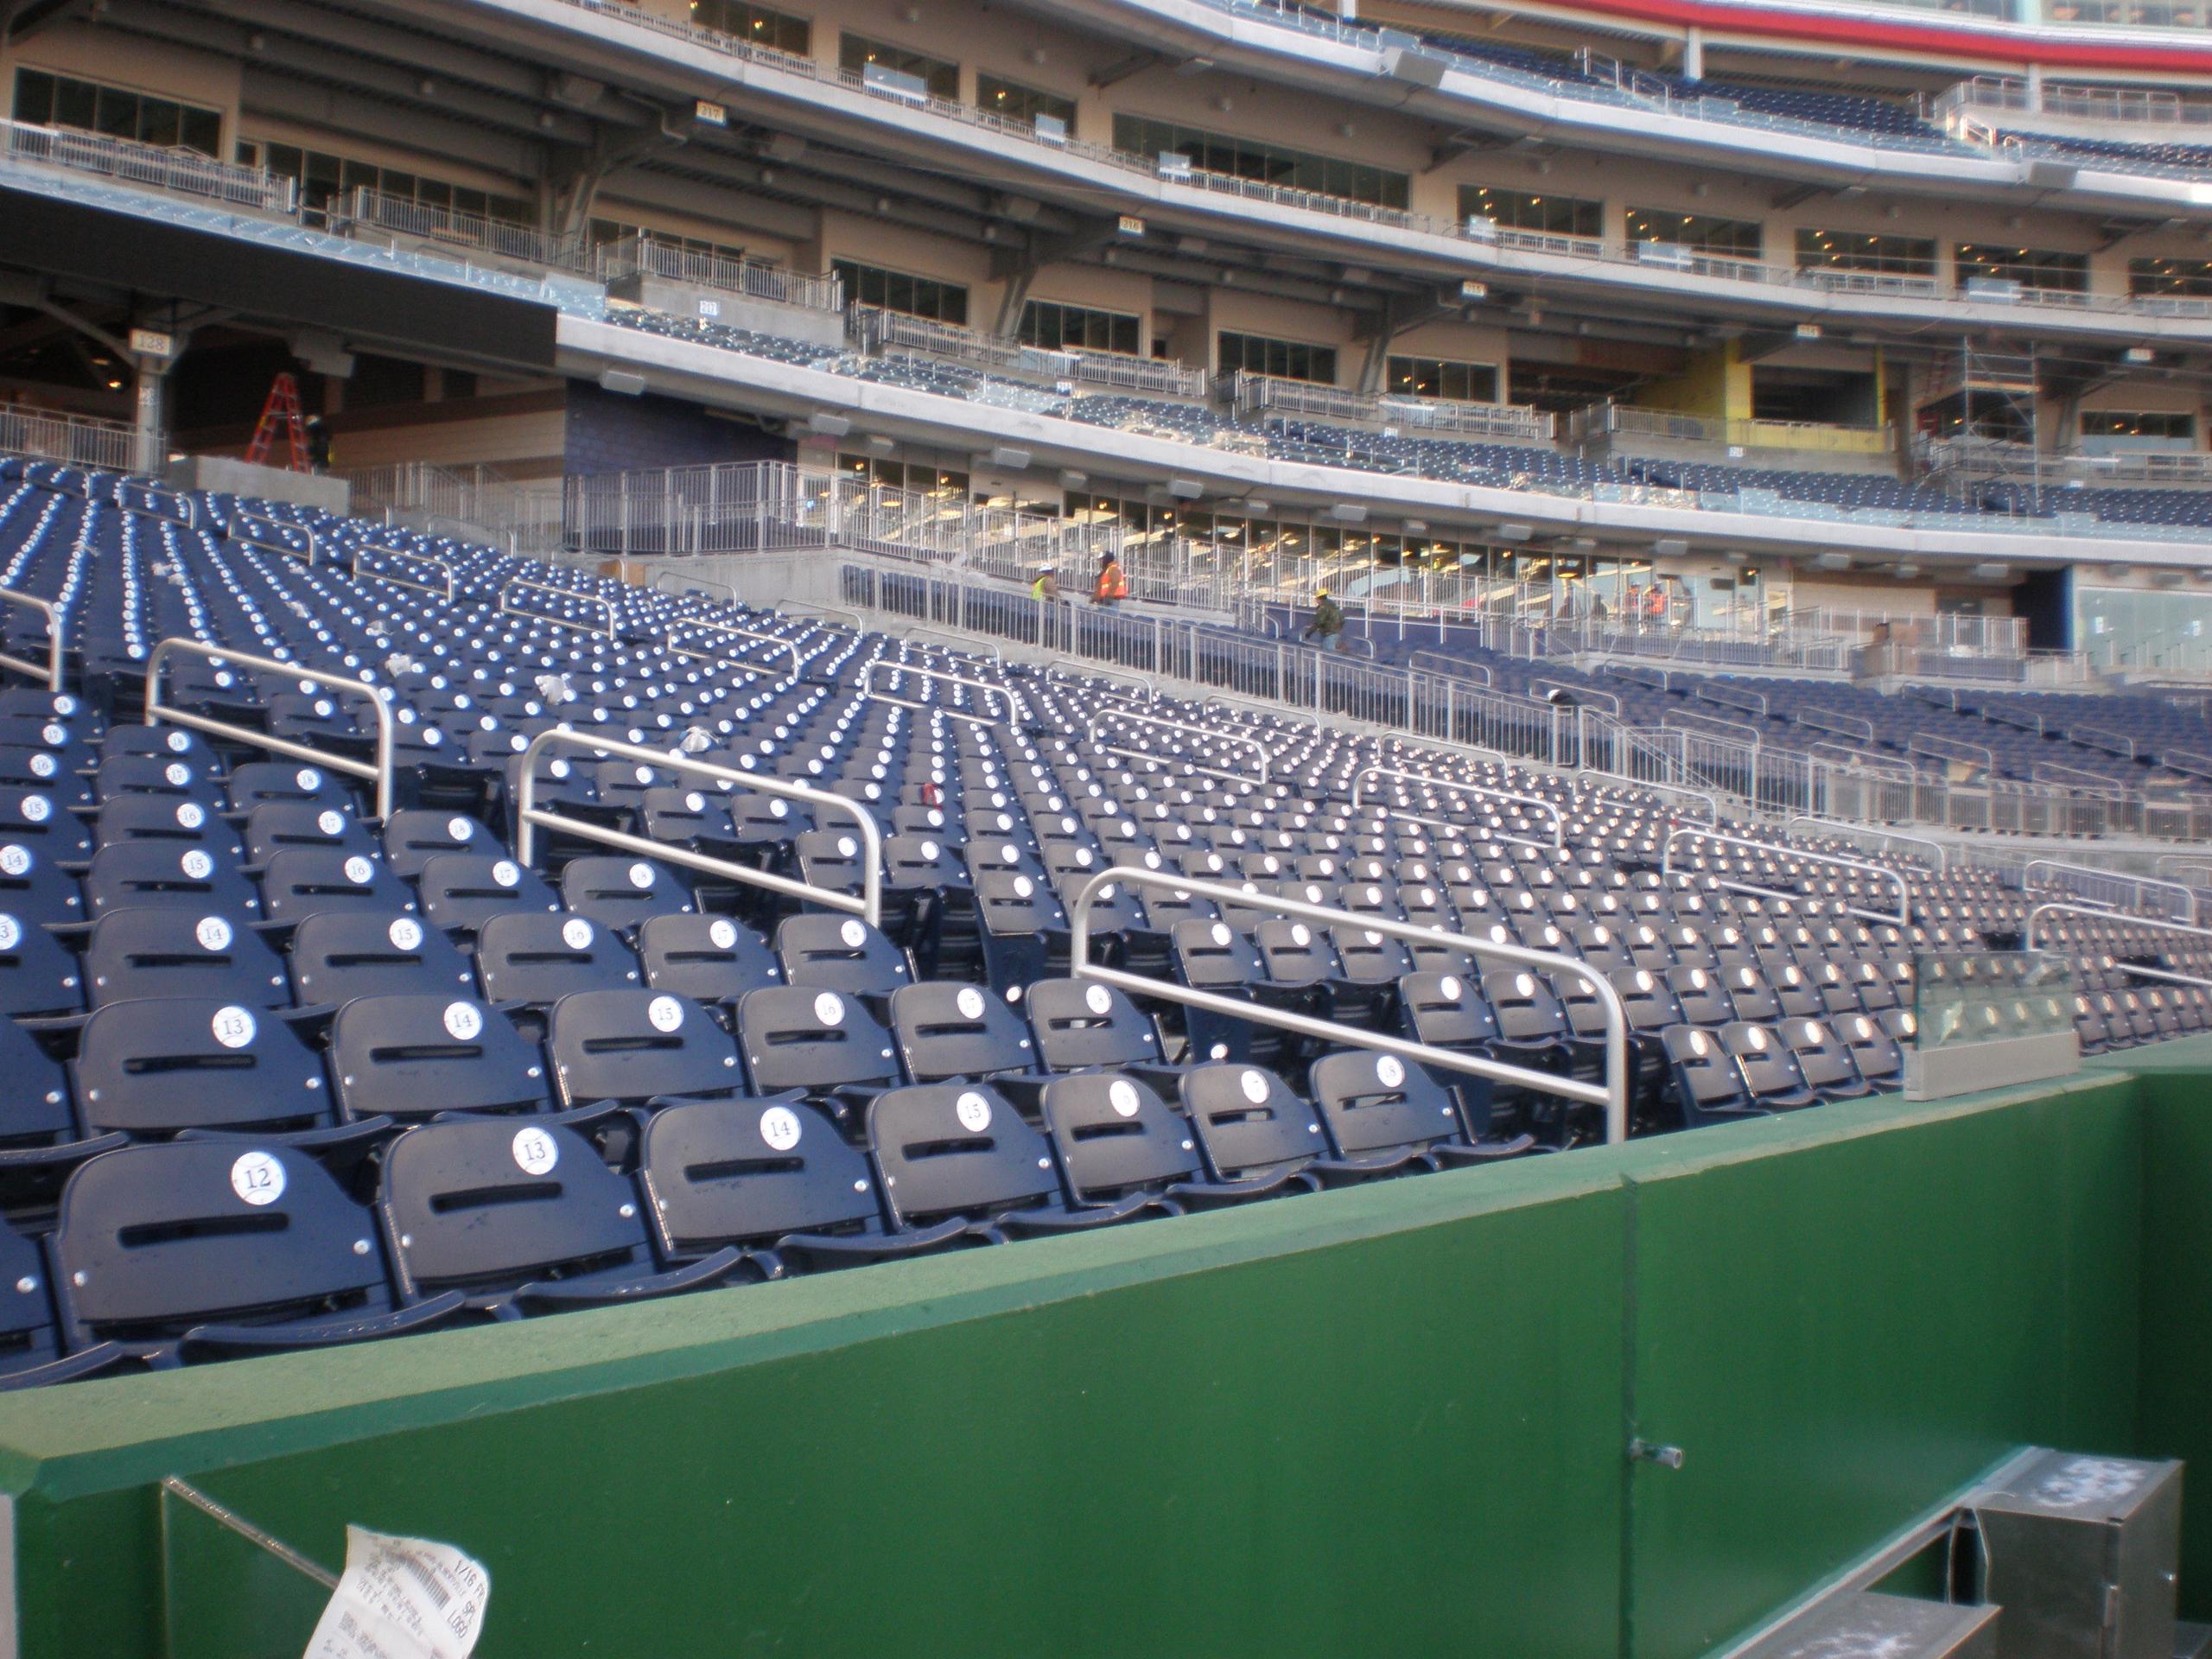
[83, 842, 258, 920]
[56, 1142, 393, 1344]
[81, 906, 287, 1011]
[417, 854, 559, 934]
[868, 1084, 1056, 1224]
[381, 1118, 652, 1296]
[1023, 977, 1164, 1071]
[259, 848, 412, 924]
[1307, 1049, 1462, 1159]
[547, 989, 744, 1106]
[474, 912, 641, 1004]
[1178, 1063, 1322, 1182]
[734, 986, 899, 1095]
[1398, 971, 1500, 1048]
[1720, 1022, 1812, 1102]
[73, 997, 327, 1134]
[889, 981, 1036, 1083]
[330, 995, 551, 1121]
[638, 913, 782, 1003]
[640, 1096, 880, 1255]
[1781, 1016, 1861, 1093]
[289, 911, 477, 1005]
[1039, 1072, 1199, 1200]
[560, 856, 694, 931]
[774, 913, 913, 997]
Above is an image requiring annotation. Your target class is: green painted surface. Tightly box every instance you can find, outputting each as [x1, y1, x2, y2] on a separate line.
[2133, 1065, 2212, 1623]
[0, 1065, 2202, 1659]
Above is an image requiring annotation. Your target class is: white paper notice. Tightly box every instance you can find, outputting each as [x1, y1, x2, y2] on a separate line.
[303, 1525, 491, 1659]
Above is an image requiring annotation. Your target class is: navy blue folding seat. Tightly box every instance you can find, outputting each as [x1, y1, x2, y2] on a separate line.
[72, 997, 345, 1138]
[46, 1141, 461, 1365]
[81, 842, 251, 921]
[1308, 1047, 1530, 1171]
[1780, 1016, 1871, 1101]
[888, 980, 1036, 1084]
[640, 1096, 967, 1271]
[474, 912, 641, 1005]
[734, 985, 899, 1104]
[78, 907, 286, 1011]
[381, 810, 500, 881]
[1660, 1026, 1756, 1127]
[380, 1117, 741, 1317]
[868, 1084, 1151, 1236]
[0, 787, 90, 865]
[970, 868, 1068, 995]
[0, 1220, 134, 1389]
[258, 848, 413, 925]
[774, 912, 914, 1002]
[637, 912, 782, 1004]
[290, 911, 477, 1006]
[1036, 1071, 1294, 1210]
[330, 995, 554, 1121]
[0, 747, 92, 809]
[100, 726, 215, 767]
[545, 988, 747, 1109]
[1023, 976, 1166, 1072]
[92, 753, 222, 807]
[224, 760, 355, 816]
[417, 853, 560, 934]
[1719, 1022, 1819, 1109]
[1173, 1063, 1325, 1188]
[560, 855, 694, 931]
[241, 801, 373, 865]
[1397, 970, 1503, 1053]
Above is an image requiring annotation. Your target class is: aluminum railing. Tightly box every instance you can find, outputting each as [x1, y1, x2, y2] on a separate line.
[1229, 372, 1552, 442]
[1662, 828, 1910, 926]
[0, 588, 62, 693]
[1066, 865, 1630, 1143]
[348, 543, 454, 603]
[234, 512, 315, 565]
[1086, 706, 1269, 785]
[2024, 905, 2212, 993]
[500, 578, 616, 639]
[664, 617, 804, 685]
[855, 659, 1023, 728]
[0, 118, 296, 215]
[0, 405, 142, 473]
[335, 187, 580, 271]
[145, 639, 394, 819]
[512, 728, 882, 927]
[1784, 817, 1948, 874]
[1349, 765, 1564, 852]
[2023, 859, 2197, 925]
[597, 233, 842, 313]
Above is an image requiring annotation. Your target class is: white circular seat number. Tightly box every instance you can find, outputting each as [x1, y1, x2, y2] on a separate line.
[19, 796, 48, 823]
[512, 1128, 559, 1176]
[1085, 984, 1113, 1014]
[318, 810, 346, 836]
[164, 763, 191, 787]
[760, 1105, 802, 1152]
[840, 919, 867, 949]
[1376, 1055, 1406, 1088]
[563, 918, 594, 950]
[814, 992, 844, 1027]
[442, 1002, 484, 1041]
[627, 862, 655, 889]
[1240, 1070, 1270, 1104]
[195, 915, 232, 952]
[181, 849, 213, 880]
[389, 918, 423, 950]
[709, 918, 738, 950]
[211, 1006, 257, 1049]
[956, 987, 985, 1020]
[1109, 1079, 1141, 1118]
[0, 846, 28, 877]
[493, 861, 521, 888]
[955, 1091, 993, 1132]
[648, 995, 684, 1033]
[344, 856, 374, 885]
[0, 915, 16, 952]
[231, 1151, 285, 1206]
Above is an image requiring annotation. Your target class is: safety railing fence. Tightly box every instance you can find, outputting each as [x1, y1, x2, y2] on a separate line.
[1663, 828, 1911, 926]
[2023, 905, 2212, 994]
[598, 233, 842, 313]
[0, 587, 62, 693]
[348, 542, 454, 603]
[144, 639, 394, 818]
[0, 405, 143, 474]
[2023, 858, 2198, 925]
[664, 616, 804, 685]
[1066, 866, 1630, 1144]
[1566, 401, 1891, 454]
[1227, 372, 1552, 442]
[1087, 705, 1269, 785]
[1784, 816, 1948, 874]
[1351, 764, 1565, 851]
[334, 187, 579, 271]
[500, 577, 616, 638]
[513, 729, 882, 927]
[0, 118, 296, 214]
[855, 658, 1024, 728]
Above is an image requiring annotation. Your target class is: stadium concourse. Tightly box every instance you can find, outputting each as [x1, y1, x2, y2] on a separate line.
[0, 457, 2194, 1392]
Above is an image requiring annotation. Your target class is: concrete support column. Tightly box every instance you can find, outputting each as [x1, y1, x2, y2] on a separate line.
[1682, 27, 1704, 81]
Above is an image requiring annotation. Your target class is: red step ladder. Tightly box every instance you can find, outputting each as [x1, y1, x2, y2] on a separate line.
[245, 372, 309, 472]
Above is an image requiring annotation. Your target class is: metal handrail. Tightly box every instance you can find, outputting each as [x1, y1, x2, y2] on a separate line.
[1203, 691, 1314, 728]
[2153, 855, 2212, 887]
[1086, 707, 1269, 785]
[144, 639, 394, 818]
[2024, 859, 2197, 926]
[1785, 816, 1948, 875]
[1053, 663, 1155, 704]
[652, 569, 738, 603]
[117, 483, 195, 528]
[785, 601, 864, 630]
[2025, 902, 2212, 973]
[1349, 765, 1565, 853]
[349, 543, 454, 603]
[1663, 828, 1910, 927]
[0, 587, 62, 692]
[907, 626, 1001, 665]
[513, 728, 882, 927]
[664, 617, 804, 685]
[235, 512, 315, 564]
[1065, 866, 1629, 1146]
[856, 659, 1022, 728]
[1584, 771, 1721, 829]
[500, 578, 617, 639]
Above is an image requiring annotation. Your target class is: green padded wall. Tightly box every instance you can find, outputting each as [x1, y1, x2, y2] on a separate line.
[0, 1066, 2187, 1659]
